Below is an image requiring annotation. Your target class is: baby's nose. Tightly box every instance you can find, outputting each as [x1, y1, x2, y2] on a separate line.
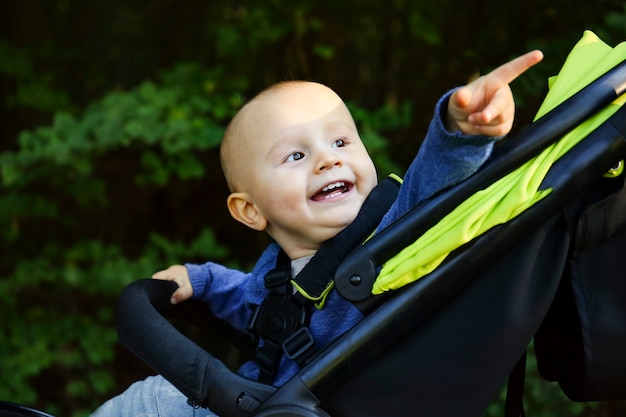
[316, 153, 342, 172]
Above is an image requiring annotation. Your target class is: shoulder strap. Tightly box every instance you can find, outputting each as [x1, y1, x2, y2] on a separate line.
[292, 174, 402, 307]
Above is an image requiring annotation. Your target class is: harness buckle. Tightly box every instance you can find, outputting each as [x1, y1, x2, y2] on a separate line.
[283, 326, 316, 364]
[248, 294, 306, 341]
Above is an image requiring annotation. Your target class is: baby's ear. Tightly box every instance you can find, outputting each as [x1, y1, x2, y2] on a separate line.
[227, 192, 268, 231]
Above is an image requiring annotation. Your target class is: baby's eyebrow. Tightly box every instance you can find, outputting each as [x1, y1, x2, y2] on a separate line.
[265, 138, 299, 162]
[325, 120, 358, 134]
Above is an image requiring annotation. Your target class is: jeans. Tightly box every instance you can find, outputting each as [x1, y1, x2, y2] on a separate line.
[91, 375, 218, 417]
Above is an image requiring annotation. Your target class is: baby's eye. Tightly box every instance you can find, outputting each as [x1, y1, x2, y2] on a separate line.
[332, 137, 347, 148]
[286, 151, 305, 162]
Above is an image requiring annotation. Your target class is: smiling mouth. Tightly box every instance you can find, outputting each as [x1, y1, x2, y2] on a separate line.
[311, 181, 353, 201]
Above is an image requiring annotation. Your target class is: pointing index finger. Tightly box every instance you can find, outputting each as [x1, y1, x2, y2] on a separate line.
[490, 50, 544, 85]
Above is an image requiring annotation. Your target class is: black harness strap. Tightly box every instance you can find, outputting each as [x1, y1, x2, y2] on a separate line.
[292, 175, 402, 302]
[248, 176, 401, 383]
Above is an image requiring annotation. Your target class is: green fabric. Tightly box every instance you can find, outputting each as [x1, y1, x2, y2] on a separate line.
[372, 31, 626, 295]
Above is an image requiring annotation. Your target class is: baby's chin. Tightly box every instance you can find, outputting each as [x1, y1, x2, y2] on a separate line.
[323, 212, 361, 237]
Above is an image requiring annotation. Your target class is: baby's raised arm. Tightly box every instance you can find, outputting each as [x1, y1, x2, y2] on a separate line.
[446, 50, 544, 137]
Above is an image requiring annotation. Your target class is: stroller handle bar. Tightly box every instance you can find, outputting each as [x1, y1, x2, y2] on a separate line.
[116, 279, 277, 416]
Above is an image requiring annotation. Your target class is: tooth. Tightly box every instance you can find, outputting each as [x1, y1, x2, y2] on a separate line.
[321, 181, 345, 193]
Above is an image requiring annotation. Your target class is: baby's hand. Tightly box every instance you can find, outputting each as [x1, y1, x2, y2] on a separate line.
[446, 50, 544, 137]
[152, 264, 193, 304]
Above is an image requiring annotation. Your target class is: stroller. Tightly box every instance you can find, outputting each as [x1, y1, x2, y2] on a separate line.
[114, 32, 626, 417]
[3, 32, 624, 417]
[112, 32, 626, 417]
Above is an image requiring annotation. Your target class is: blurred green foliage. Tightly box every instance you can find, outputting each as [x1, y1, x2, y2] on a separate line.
[1, 1, 626, 415]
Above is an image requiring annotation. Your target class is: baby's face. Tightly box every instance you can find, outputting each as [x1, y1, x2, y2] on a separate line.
[236, 82, 378, 258]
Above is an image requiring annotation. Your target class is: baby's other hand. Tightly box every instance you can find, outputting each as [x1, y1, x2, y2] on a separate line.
[446, 50, 543, 136]
[152, 264, 193, 304]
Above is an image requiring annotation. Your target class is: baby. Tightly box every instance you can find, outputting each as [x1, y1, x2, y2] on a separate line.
[92, 50, 543, 417]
